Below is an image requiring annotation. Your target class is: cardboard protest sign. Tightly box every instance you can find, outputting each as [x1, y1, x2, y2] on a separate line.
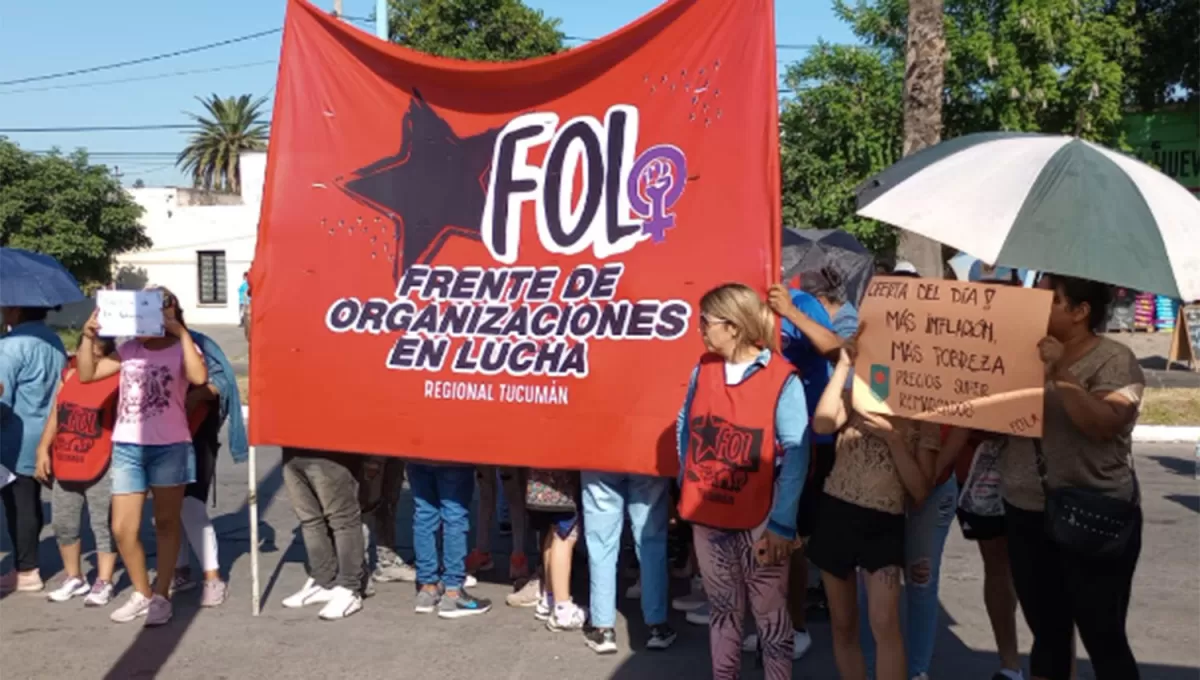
[95, 290, 163, 338]
[249, 0, 781, 475]
[852, 277, 1051, 436]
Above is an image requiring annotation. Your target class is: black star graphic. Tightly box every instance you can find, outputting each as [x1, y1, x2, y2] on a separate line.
[690, 414, 723, 464]
[337, 90, 500, 282]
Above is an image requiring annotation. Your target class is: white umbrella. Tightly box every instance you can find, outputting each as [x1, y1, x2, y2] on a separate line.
[857, 132, 1200, 300]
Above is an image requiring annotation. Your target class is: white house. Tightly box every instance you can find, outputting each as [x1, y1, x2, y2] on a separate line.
[112, 151, 267, 326]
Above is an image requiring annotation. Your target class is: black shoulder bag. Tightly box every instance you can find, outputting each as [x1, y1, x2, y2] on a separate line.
[1033, 439, 1140, 558]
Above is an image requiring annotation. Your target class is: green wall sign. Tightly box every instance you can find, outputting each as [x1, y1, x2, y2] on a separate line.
[1122, 107, 1200, 195]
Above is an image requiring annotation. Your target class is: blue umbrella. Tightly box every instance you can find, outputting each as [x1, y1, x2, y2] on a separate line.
[0, 248, 85, 307]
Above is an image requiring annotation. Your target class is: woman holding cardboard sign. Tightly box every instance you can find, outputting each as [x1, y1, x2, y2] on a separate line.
[676, 283, 811, 680]
[78, 288, 208, 627]
[808, 332, 940, 680]
[1000, 274, 1144, 680]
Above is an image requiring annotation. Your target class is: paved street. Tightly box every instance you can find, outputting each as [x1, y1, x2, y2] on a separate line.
[1, 442, 1197, 679]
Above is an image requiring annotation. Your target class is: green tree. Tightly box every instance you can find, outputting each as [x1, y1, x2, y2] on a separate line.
[781, 0, 1146, 257]
[387, 0, 563, 61]
[1128, 0, 1198, 108]
[177, 94, 269, 193]
[780, 45, 903, 255]
[0, 140, 149, 287]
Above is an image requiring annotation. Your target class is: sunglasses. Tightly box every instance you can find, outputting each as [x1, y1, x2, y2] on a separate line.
[699, 314, 731, 331]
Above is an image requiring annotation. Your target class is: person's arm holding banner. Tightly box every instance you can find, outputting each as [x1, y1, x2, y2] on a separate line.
[768, 284, 843, 360]
[1039, 337, 1141, 441]
[812, 348, 851, 435]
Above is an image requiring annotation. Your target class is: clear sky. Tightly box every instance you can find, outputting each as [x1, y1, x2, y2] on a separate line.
[0, 0, 858, 188]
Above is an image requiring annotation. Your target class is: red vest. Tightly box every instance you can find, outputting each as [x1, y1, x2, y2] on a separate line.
[678, 352, 795, 530]
[52, 368, 119, 483]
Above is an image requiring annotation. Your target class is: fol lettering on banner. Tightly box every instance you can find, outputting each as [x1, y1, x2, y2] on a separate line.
[852, 277, 1052, 436]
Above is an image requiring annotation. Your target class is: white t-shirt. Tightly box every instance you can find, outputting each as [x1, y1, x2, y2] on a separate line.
[724, 360, 755, 386]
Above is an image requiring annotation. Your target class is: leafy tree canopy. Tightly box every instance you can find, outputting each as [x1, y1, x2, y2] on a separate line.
[0, 139, 149, 288]
[779, 0, 1190, 257]
[387, 0, 563, 61]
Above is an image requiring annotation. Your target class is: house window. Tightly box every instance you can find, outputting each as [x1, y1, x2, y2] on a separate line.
[197, 250, 228, 305]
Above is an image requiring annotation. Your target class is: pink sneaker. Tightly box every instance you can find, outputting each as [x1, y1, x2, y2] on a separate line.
[200, 580, 228, 608]
[144, 594, 172, 627]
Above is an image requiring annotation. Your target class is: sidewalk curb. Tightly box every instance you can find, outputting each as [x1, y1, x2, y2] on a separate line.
[239, 405, 1196, 444]
[1132, 425, 1200, 444]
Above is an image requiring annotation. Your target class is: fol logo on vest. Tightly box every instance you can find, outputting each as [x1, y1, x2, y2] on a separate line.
[686, 413, 765, 502]
[482, 105, 688, 265]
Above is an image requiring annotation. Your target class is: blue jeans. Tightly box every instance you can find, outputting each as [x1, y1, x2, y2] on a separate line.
[111, 441, 196, 494]
[581, 471, 670, 628]
[407, 462, 474, 590]
[861, 477, 958, 677]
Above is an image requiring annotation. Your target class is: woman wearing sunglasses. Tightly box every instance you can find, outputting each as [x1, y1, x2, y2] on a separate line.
[676, 283, 811, 680]
[78, 287, 208, 627]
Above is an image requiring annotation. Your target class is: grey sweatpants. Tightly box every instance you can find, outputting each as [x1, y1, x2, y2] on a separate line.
[52, 472, 115, 553]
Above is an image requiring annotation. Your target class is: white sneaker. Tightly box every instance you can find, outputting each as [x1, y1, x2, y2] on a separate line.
[47, 576, 91, 602]
[685, 603, 710, 625]
[317, 586, 363, 620]
[465, 574, 478, 588]
[624, 579, 642, 600]
[84, 580, 114, 607]
[282, 578, 335, 609]
[534, 594, 553, 621]
[741, 630, 813, 660]
[110, 591, 152, 623]
[546, 601, 587, 631]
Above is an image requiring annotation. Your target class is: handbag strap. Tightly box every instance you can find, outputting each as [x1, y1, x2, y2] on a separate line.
[1032, 438, 1141, 506]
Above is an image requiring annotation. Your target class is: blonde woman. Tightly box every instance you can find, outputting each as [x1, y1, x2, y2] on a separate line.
[808, 341, 939, 680]
[676, 283, 811, 680]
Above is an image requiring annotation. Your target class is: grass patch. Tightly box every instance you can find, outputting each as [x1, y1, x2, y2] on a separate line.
[1141, 388, 1200, 426]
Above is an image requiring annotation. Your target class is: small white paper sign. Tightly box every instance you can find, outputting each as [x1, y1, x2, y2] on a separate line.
[96, 290, 164, 338]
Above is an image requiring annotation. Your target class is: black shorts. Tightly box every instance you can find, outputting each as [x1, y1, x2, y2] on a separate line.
[796, 442, 836, 538]
[956, 508, 1006, 541]
[806, 494, 905, 579]
[529, 510, 579, 540]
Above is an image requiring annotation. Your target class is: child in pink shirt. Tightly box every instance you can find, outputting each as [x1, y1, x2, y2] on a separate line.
[78, 287, 207, 627]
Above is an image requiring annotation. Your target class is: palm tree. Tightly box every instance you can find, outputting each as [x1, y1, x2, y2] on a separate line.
[177, 94, 269, 193]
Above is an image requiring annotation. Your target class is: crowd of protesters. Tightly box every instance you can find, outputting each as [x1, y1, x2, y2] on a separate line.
[0, 265, 1147, 680]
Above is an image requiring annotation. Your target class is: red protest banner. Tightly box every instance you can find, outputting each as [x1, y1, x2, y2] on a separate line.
[249, 0, 780, 475]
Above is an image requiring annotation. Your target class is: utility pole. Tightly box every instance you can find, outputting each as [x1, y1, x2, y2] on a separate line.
[332, 0, 342, 18]
[375, 0, 388, 39]
[897, 0, 947, 277]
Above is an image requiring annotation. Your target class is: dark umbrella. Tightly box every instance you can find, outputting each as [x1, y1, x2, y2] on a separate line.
[0, 248, 85, 308]
[781, 227, 875, 306]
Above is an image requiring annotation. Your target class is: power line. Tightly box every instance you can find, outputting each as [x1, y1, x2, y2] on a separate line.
[0, 124, 197, 133]
[0, 28, 282, 87]
[28, 150, 179, 156]
[0, 61, 277, 95]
